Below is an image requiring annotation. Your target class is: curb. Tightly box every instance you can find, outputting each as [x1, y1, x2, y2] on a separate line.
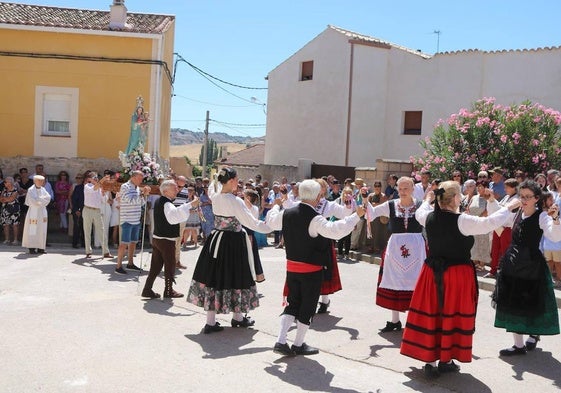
[349, 250, 561, 309]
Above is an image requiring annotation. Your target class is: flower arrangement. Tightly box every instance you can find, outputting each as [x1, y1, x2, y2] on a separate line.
[410, 98, 561, 179]
[118, 142, 164, 185]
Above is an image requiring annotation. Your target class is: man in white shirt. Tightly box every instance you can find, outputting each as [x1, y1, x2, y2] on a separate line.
[267, 179, 364, 356]
[413, 170, 431, 202]
[83, 172, 112, 259]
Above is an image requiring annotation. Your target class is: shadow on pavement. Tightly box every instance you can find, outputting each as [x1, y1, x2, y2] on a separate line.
[311, 314, 359, 340]
[403, 366, 492, 393]
[502, 348, 561, 388]
[185, 327, 270, 359]
[369, 330, 404, 357]
[142, 298, 195, 317]
[71, 257, 144, 282]
[13, 252, 41, 260]
[265, 357, 362, 393]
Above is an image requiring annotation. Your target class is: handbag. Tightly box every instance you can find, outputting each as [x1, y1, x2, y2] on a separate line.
[3, 203, 19, 215]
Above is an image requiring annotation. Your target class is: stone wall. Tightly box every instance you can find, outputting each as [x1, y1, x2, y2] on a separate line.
[1, 156, 121, 181]
[356, 159, 413, 190]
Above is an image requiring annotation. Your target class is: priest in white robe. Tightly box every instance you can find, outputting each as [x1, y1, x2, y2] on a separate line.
[22, 175, 51, 254]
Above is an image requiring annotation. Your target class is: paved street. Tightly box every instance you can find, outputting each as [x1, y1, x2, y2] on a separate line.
[1, 243, 561, 393]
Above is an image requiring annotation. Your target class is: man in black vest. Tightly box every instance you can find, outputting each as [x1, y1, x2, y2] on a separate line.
[266, 179, 365, 355]
[142, 179, 199, 299]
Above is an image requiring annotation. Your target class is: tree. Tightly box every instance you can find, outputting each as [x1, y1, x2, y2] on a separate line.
[410, 98, 561, 180]
[199, 138, 219, 167]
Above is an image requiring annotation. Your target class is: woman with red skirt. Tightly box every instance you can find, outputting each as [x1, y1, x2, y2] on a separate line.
[400, 181, 518, 378]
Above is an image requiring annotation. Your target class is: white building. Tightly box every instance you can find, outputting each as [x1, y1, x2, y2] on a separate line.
[264, 25, 561, 167]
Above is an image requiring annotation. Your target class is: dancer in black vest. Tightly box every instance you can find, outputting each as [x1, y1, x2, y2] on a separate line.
[267, 179, 364, 356]
[400, 181, 518, 378]
[142, 180, 199, 299]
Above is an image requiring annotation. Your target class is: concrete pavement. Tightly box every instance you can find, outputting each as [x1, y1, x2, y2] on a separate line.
[1, 243, 561, 393]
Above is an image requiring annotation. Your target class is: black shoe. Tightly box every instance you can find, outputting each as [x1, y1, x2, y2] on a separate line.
[291, 342, 319, 355]
[380, 321, 402, 333]
[203, 322, 224, 334]
[525, 335, 540, 351]
[141, 289, 161, 299]
[231, 316, 255, 328]
[29, 248, 37, 254]
[163, 289, 184, 298]
[499, 345, 527, 356]
[273, 342, 295, 356]
[438, 360, 460, 373]
[317, 301, 330, 314]
[424, 364, 440, 379]
[126, 264, 141, 271]
[115, 267, 127, 275]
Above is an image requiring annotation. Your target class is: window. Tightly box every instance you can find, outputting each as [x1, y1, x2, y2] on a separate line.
[300, 60, 313, 81]
[42, 93, 72, 137]
[403, 111, 422, 135]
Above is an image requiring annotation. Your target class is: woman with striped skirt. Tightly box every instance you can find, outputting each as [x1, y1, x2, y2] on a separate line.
[400, 181, 517, 378]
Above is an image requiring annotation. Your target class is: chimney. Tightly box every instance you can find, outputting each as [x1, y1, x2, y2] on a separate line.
[109, 0, 127, 29]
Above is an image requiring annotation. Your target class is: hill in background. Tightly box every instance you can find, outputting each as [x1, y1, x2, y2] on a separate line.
[171, 128, 265, 145]
[169, 128, 265, 161]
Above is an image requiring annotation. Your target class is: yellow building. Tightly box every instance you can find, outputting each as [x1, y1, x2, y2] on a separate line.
[0, 1, 175, 162]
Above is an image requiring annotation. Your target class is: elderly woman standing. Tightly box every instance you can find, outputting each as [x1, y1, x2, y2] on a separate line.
[365, 176, 426, 333]
[22, 175, 51, 254]
[400, 181, 519, 378]
[1, 177, 21, 245]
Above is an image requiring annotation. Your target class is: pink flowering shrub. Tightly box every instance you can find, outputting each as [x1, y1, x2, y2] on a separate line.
[411, 98, 561, 179]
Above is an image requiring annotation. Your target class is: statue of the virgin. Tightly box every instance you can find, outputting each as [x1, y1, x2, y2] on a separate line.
[124, 95, 149, 155]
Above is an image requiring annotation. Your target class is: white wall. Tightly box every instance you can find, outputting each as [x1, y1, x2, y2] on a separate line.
[265, 26, 561, 167]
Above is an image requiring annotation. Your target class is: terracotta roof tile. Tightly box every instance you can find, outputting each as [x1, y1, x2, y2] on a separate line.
[216, 144, 265, 167]
[0, 2, 174, 34]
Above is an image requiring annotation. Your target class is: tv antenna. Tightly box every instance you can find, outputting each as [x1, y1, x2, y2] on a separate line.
[433, 30, 441, 53]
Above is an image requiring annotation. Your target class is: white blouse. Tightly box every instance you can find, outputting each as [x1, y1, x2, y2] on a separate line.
[211, 192, 271, 234]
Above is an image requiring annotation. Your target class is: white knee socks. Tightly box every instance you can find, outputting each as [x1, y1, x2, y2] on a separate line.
[391, 310, 400, 324]
[277, 314, 295, 344]
[293, 321, 309, 347]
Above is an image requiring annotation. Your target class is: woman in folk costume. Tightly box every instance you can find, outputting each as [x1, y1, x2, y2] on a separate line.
[311, 178, 354, 313]
[22, 175, 51, 254]
[493, 180, 561, 356]
[364, 176, 425, 332]
[400, 181, 518, 379]
[186, 167, 272, 334]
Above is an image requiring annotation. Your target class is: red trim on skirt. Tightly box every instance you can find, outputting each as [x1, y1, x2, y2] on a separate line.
[400, 263, 478, 363]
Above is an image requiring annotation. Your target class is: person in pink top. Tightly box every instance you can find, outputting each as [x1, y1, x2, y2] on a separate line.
[55, 171, 72, 232]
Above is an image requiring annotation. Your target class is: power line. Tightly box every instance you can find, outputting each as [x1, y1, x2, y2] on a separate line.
[210, 119, 266, 127]
[174, 54, 267, 90]
[173, 94, 253, 108]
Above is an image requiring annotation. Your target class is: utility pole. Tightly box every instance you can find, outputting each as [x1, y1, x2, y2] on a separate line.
[433, 30, 441, 53]
[202, 110, 209, 178]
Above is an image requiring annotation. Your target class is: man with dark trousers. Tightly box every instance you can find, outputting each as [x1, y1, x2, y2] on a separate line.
[266, 179, 364, 355]
[141, 179, 198, 299]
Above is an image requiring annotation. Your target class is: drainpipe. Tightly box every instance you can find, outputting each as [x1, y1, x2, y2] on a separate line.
[344, 41, 355, 167]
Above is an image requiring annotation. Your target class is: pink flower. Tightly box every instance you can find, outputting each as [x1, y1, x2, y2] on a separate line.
[500, 135, 508, 143]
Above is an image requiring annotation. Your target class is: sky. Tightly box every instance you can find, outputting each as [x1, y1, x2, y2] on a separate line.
[12, 1, 561, 138]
